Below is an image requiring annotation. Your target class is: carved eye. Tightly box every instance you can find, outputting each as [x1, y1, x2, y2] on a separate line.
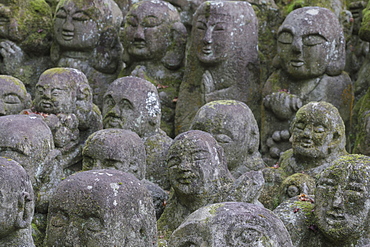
[142, 16, 162, 27]
[82, 156, 94, 170]
[104, 96, 115, 108]
[55, 9, 67, 19]
[302, 34, 326, 46]
[72, 12, 90, 22]
[278, 32, 293, 44]
[85, 217, 103, 232]
[51, 89, 64, 97]
[126, 15, 137, 27]
[196, 21, 206, 31]
[314, 125, 325, 133]
[168, 156, 181, 168]
[214, 23, 226, 31]
[36, 86, 45, 96]
[215, 134, 233, 144]
[3, 94, 21, 104]
[119, 99, 133, 110]
[50, 215, 68, 227]
[318, 178, 335, 188]
[295, 122, 305, 130]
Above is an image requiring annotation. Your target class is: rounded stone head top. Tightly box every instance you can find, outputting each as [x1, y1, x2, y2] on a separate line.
[167, 130, 233, 196]
[0, 157, 34, 239]
[82, 128, 146, 179]
[169, 202, 293, 246]
[103, 76, 161, 137]
[0, 75, 31, 116]
[290, 101, 346, 159]
[122, 0, 186, 68]
[315, 154, 370, 244]
[276, 7, 345, 79]
[45, 169, 157, 247]
[192, 1, 258, 66]
[190, 100, 261, 175]
[34, 67, 93, 115]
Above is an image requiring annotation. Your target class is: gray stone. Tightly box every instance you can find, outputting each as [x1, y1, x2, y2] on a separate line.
[44, 169, 157, 246]
[51, 0, 124, 108]
[121, 0, 187, 137]
[0, 75, 31, 116]
[0, 157, 35, 247]
[175, 1, 260, 134]
[190, 100, 265, 178]
[103, 76, 173, 189]
[169, 202, 293, 246]
[261, 7, 353, 164]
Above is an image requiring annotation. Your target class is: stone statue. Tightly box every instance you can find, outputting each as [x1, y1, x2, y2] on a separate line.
[169, 202, 293, 247]
[352, 86, 370, 155]
[0, 157, 35, 247]
[51, 0, 123, 107]
[274, 154, 370, 247]
[157, 130, 264, 237]
[82, 128, 169, 219]
[103, 76, 172, 189]
[44, 169, 157, 246]
[260, 102, 348, 209]
[26, 67, 103, 173]
[175, 1, 260, 134]
[280, 101, 348, 176]
[82, 128, 146, 179]
[121, 0, 187, 137]
[0, 0, 53, 96]
[190, 100, 265, 178]
[0, 75, 31, 116]
[261, 7, 353, 164]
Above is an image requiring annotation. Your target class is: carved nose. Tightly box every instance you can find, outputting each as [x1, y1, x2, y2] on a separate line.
[302, 126, 312, 137]
[134, 25, 145, 40]
[291, 37, 303, 53]
[62, 16, 74, 32]
[333, 186, 344, 208]
[203, 28, 213, 44]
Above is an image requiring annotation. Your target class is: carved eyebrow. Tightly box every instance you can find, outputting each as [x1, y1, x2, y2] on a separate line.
[278, 27, 294, 34]
[0, 146, 27, 156]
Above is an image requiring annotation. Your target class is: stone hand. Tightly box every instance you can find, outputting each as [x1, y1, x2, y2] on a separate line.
[0, 40, 26, 74]
[264, 91, 302, 120]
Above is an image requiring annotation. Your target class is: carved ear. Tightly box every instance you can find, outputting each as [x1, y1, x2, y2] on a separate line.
[16, 192, 33, 229]
[161, 21, 187, 69]
[326, 35, 346, 76]
[328, 130, 344, 153]
[77, 83, 92, 101]
[24, 93, 32, 109]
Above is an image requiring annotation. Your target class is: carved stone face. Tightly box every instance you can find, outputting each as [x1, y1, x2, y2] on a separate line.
[45, 170, 156, 247]
[103, 77, 160, 137]
[0, 158, 33, 239]
[82, 129, 146, 180]
[167, 130, 223, 196]
[277, 7, 341, 79]
[123, 0, 177, 60]
[191, 100, 259, 171]
[0, 75, 30, 116]
[193, 3, 233, 65]
[54, 0, 100, 50]
[315, 155, 370, 242]
[169, 202, 293, 246]
[290, 102, 345, 159]
[34, 70, 77, 114]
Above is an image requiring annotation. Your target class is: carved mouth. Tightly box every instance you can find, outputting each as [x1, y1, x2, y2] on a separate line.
[176, 171, 197, 184]
[133, 41, 146, 49]
[104, 116, 123, 128]
[298, 138, 314, 148]
[62, 31, 74, 41]
[290, 60, 304, 67]
[326, 211, 345, 225]
[202, 46, 212, 55]
[40, 101, 53, 109]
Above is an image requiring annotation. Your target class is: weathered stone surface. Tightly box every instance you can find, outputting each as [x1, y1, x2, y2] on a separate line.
[261, 7, 353, 164]
[51, 0, 123, 108]
[0, 0, 53, 96]
[44, 169, 157, 246]
[352, 86, 370, 155]
[121, 0, 187, 137]
[0, 157, 35, 247]
[190, 100, 265, 178]
[175, 1, 261, 134]
[103, 76, 173, 189]
[0, 75, 31, 116]
[169, 202, 293, 246]
[158, 130, 264, 237]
